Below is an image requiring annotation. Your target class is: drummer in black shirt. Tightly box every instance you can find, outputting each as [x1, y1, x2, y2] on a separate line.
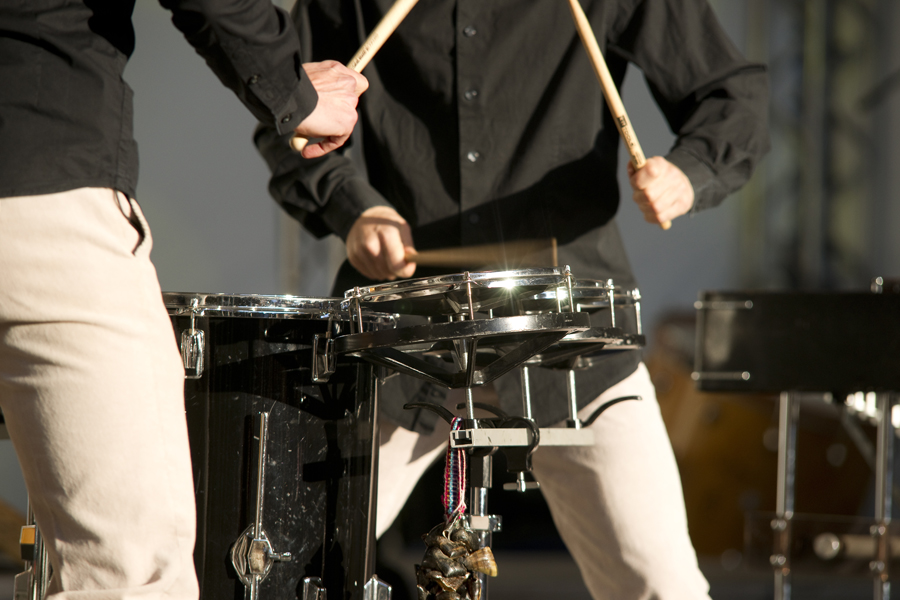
[256, 0, 768, 597]
[0, 2, 366, 600]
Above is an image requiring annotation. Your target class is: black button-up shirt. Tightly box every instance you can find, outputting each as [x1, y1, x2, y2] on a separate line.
[0, 0, 318, 199]
[255, 0, 770, 431]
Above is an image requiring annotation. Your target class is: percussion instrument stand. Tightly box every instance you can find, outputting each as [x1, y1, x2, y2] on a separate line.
[771, 392, 798, 600]
[770, 392, 896, 600]
[872, 393, 894, 600]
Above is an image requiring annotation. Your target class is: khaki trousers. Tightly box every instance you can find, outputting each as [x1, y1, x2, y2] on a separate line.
[0, 189, 198, 600]
[376, 363, 711, 600]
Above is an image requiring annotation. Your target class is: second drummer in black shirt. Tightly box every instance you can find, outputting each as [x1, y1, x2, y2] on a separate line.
[256, 0, 769, 597]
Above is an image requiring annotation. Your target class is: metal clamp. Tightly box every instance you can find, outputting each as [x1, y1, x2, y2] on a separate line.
[302, 577, 327, 600]
[467, 514, 503, 533]
[231, 413, 292, 600]
[312, 333, 336, 383]
[180, 298, 205, 379]
[363, 576, 392, 600]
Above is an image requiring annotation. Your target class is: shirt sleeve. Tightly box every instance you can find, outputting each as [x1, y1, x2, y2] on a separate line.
[610, 0, 770, 212]
[159, 0, 319, 134]
[254, 123, 391, 240]
[252, 0, 391, 240]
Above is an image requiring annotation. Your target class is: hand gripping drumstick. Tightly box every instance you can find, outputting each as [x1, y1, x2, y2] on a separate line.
[290, 0, 420, 153]
[566, 0, 672, 230]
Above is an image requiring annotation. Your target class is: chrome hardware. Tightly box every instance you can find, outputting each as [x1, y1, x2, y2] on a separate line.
[693, 299, 754, 310]
[302, 577, 327, 600]
[363, 576, 392, 600]
[180, 298, 205, 379]
[467, 514, 502, 533]
[691, 371, 751, 381]
[502, 472, 540, 492]
[231, 413, 293, 600]
[312, 334, 336, 383]
[180, 328, 205, 379]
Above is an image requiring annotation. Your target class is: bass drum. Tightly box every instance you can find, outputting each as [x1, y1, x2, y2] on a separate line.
[164, 293, 393, 600]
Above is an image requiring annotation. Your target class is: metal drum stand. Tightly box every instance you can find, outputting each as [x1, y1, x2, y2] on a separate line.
[321, 268, 645, 600]
[694, 285, 900, 600]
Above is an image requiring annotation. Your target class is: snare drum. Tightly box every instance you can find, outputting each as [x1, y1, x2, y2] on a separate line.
[337, 269, 591, 389]
[520, 279, 645, 368]
[164, 293, 394, 600]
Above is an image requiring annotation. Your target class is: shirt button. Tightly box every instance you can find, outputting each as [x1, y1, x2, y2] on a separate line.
[248, 74, 260, 85]
[464, 89, 478, 101]
[469, 214, 480, 224]
[281, 114, 292, 123]
[466, 151, 480, 163]
[463, 25, 477, 37]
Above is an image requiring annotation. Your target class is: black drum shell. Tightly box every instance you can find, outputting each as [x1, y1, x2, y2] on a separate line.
[168, 310, 377, 600]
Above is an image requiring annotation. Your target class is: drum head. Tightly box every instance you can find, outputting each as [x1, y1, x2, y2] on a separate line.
[343, 268, 568, 316]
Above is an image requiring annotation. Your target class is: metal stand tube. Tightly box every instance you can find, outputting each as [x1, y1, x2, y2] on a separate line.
[470, 473, 490, 600]
[566, 370, 581, 429]
[521, 366, 533, 420]
[873, 393, 894, 600]
[773, 392, 798, 600]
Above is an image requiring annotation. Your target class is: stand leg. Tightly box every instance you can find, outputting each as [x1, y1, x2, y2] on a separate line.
[873, 393, 894, 600]
[773, 391, 798, 600]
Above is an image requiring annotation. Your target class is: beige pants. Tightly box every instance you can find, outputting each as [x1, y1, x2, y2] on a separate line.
[376, 364, 711, 600]
[0, 189, 198, 600]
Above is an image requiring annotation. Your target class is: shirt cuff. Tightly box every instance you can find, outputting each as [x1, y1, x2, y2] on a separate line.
[272, 75, 319, 135]
[665, 146, 725, 214]
[317, 177, 393, 240]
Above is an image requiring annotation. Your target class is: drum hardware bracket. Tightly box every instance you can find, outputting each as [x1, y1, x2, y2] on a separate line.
[451, 427, 593, 448]
[312, 333, 336, 383]
[180, 299, 205, 379]
[231, 413, 294, 599]
[302, 576, 327, 600]
[502, 472, 540, 492]
[363, 576, 392, 600]
[691, 371, 751, 382]
[467, 514, 502, 533]
[693, 299, 754, 311]
[231, 526, 293, 587]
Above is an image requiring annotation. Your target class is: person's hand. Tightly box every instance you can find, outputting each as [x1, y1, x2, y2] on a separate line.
[295, 61, 368, 158]
[346, 206, 417, 281]
[627, 156, 694, 226]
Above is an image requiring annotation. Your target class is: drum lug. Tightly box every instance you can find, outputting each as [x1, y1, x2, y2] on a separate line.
[231, 525, 292, 589]
[363, 576, 392, 600]
[302, 577, 327, 600]
[180, 328, 205, 379]
[312, 334, 336, 383]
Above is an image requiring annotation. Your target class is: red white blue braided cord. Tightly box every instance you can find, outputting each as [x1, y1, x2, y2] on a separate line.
[442, 417, 467, 517]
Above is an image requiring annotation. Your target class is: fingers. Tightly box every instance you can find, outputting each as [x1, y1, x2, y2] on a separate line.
[300, 133, 352, 159]
[293, 61, 368, 153]
[627, 156, 694, 225]
[346, 206, 417, 281]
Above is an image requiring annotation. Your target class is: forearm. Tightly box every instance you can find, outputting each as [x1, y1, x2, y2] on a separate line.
[160, 0, 318, 134]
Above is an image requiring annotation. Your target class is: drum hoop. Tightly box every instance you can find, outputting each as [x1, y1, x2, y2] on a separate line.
[343, 267, 567, 304]
[522, 281, 640, 312]
[162, 292, 394, 323]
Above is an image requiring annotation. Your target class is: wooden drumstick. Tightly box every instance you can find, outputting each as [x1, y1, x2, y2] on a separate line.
[566, 0, 672, 230]
[404, 238, 558, 268]
[290, 0, 420, 153]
